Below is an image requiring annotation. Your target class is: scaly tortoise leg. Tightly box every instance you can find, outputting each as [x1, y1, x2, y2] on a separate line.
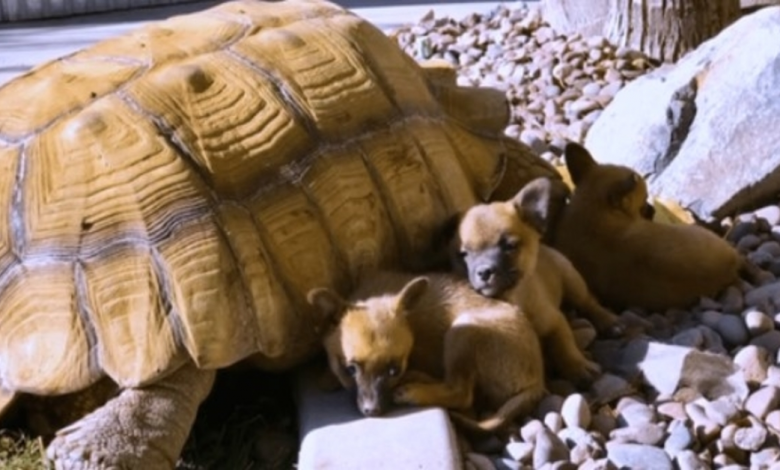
[46, 362, 215, 470]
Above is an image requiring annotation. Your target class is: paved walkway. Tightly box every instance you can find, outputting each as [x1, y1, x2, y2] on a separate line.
[0, 1, 524, 86]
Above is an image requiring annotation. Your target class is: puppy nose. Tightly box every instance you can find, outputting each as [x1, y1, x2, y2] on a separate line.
[477, 266, 494, 282]
[362, 404, 382, 417]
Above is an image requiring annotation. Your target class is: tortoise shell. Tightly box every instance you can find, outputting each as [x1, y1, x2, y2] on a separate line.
[0, 0, 558, 398]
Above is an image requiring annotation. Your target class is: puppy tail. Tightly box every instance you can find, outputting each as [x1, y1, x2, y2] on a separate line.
[449, 386, 546, 434]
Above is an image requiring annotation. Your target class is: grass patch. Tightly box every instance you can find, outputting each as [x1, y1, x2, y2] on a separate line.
[0, 369, 298, 470]
[0, 432, 46, 470]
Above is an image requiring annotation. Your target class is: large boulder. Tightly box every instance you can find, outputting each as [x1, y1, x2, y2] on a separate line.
[585, 7, 780, 220]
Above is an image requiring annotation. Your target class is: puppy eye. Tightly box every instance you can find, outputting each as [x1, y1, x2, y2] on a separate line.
[344, 363, 358, 377]
[458, 249, 467, 259]
[387, 365, 401, 377]
[500, 237, 519, 251]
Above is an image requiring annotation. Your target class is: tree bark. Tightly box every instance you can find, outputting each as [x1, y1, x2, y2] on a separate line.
[603, 0, 741, 62]
[543, 0, 610, 37]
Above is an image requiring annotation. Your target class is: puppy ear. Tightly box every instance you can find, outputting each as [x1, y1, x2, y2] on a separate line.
[608, 173, 640, 209]
[564, 142, 598, 185]
[512, 177, 551, 235]
[307, 288, 348, 324]
[396, 277, 430, 315]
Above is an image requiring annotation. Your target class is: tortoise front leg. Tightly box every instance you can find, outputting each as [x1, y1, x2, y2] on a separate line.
[47, 362, 215, 470]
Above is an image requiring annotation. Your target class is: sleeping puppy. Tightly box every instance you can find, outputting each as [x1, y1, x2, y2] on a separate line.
[551, 142, 748, 311]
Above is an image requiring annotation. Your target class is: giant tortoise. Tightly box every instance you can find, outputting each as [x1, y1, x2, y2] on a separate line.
[0, 0, 560, 467]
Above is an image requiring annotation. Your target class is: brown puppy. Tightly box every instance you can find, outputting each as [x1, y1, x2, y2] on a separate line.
[552, 142, 746, 312]
[308, 271, 546, 433]
[455, 177, 622, 385]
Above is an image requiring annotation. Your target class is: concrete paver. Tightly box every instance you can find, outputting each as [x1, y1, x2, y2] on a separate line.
[295, 363, 463, 470]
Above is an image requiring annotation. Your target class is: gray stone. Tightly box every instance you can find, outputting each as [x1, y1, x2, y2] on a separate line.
[561, 393, 591, 430]
[750, 329, 780, 354]
[605, 442, 673, 470]
[467, 452, 497, 470]
[745, 281, 780, 308]
[590, 373, 635, 405]
[671, 328, 704, 348]
[537, 394, 565, 418]
[715, 314, 749, 347]
[585, 7, 780, 219]
[719, 286, 745, 314]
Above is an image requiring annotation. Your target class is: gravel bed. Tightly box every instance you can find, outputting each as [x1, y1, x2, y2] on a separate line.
[390, 5, 780, 470]
[390, 4, 657, 165]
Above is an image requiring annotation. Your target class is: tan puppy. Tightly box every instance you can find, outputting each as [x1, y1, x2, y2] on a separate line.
[307, 271, 546, 433]
[455, 177, 623, 385]
[552, 142, 746, 312]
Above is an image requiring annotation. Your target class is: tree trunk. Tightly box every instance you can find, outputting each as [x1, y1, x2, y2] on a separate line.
[603, 0, 741, 62]
[543, 0, 610, 37]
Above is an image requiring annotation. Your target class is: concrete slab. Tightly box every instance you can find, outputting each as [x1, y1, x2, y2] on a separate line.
[0, 1, 528, 86]
[295, 362, 463, 470]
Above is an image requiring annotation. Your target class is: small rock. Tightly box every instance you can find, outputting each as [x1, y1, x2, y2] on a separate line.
[609, 422, 666, 446]
[751, 446, 780, 467]
[533, 428, 570, 468]
[537, 394, 565, 418]
[754, 205, 780, 226]
[577, 458, 617, 470]
[545, 412, 564, 434]
[734, 425, 767, 451]
[561, 394, 591, 430]
[737, 233, 762, 252]
[702, 397, 741, 426]
[733, 344, 771, 385]
[745, 281, 780, 308]
[590, 374, 635, 405]
[617, 403, 655, 427]
[715, 314, 749, 347]
[674, 450, 708, 470]
[685, 402, 721, 442]
[573, 326, 597, 350]
[521, 419, 546, 444]
[750, 330, 780, 355]
[590, 409, 617, 438]
[467, 452, 497, 470]
[700, 310, 723, 329]
[758, 240, 780, 257]
[743, 308, 774, 337]
[558, 426, 601, 451]
[492, 457, 521, 470]
[719, 286, 745, 314]
[764, 365, 780, 388]
[671, 328, 705, 349]
[768, 409, 780, 433]
[664, 419, 695, 456]
[504, 441, 534, 463]
[657, 401, 687, 422]
[605, 442, 673, 470]
[744, 385, 780, 419]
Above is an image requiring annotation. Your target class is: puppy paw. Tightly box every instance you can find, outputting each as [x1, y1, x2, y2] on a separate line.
[393, 384, 423, 406]
[560, 357, 602, 387]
